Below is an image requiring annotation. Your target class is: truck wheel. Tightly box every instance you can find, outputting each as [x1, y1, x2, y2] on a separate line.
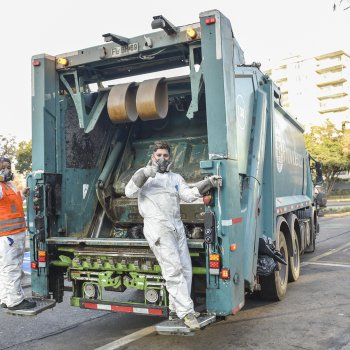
[305, 218, 316, 253]
[260, 231, 289, 301]
[288, 230, 300, 282]
[305, 233, 315, 253]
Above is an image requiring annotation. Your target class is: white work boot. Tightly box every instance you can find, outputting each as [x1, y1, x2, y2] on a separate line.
[183, 313, 201, 330]
[169, 310, 200, 321]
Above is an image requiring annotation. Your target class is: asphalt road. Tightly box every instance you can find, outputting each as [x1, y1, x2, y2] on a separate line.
[1, 214, 350, 350]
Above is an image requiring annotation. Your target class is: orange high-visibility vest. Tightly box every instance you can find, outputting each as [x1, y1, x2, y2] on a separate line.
[0, 183, 27, 237]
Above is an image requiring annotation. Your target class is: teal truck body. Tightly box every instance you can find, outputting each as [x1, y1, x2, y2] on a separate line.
[28, 10, 319, 319]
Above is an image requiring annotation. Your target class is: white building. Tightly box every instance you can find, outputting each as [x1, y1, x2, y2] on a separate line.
[264, 50, 350, 130]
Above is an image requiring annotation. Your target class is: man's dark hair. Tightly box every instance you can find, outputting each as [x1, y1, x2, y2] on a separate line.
[0, 157, 11, 165]
[153, 141, 171, 155]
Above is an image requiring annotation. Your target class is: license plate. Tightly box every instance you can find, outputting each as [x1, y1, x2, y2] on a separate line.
[111, 43, 139, 57]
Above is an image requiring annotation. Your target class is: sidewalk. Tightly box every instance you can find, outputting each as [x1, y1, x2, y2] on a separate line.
[327, 197, 350, 202]
[323, 211, 350, 218]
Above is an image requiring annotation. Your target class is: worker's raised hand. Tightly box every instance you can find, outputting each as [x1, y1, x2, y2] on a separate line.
[143, 160, 159, 178]
[208, 175, 222, 187]
[130, 161, 158, 188]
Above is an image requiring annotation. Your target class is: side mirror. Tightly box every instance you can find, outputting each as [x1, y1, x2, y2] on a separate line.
[315, 162, 323, 184]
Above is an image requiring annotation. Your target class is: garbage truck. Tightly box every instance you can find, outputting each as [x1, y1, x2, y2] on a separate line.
[24, 9, 321, 332]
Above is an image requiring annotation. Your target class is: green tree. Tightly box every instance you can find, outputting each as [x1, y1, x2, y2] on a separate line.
[0, 134, 17, 161]
[16, 140, 32, 176]
[304, 120, 350, 194]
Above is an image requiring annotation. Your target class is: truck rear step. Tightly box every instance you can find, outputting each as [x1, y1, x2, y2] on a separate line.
[155, 314, 216, 335]
[6, 297, 56, 316]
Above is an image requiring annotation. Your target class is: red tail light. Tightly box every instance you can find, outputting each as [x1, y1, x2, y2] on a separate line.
[209, 261, 220, 268]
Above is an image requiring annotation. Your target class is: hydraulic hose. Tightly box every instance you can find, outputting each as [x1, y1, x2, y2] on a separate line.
[97, 142, 124, 189]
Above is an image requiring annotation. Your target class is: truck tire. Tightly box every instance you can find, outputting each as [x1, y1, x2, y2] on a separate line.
[305, 217, 316, 253]
[260, 230, 289, 301]
[288, 229, 300, 282]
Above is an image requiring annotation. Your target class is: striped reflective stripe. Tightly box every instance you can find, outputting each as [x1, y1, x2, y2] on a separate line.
[82, 302, 163, 315]
[0, 222, 26, 233]
[222, 217, 243, 226]
[0, 217, 25, 226]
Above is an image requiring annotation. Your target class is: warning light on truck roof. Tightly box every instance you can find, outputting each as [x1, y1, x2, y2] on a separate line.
[186, 28, 197, 39]
[57, 57, 69, 66]
[205, 17, 216, 25]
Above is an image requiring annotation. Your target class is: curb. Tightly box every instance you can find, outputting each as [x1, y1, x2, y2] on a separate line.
[327, 198, 350, 202]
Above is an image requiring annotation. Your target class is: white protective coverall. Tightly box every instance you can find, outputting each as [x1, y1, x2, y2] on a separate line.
[0, 182, 26, 308]
[125, 170, 201, 318]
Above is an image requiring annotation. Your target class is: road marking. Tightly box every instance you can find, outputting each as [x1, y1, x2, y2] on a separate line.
[309, 241, 350, 262]
[301, 261, 350, 268]
[94, 325, 156, 350]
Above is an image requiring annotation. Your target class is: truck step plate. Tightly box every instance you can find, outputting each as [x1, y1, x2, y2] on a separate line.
[6, 297, 56, 316]
[155, 314, 216, 335]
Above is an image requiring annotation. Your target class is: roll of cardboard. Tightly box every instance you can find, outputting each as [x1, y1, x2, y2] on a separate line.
[107, 83, 138, 123]
[136, 78, 168, 121]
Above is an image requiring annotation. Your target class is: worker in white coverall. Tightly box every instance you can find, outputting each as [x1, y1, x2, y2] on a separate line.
[125, 141, 221, 330]
[0, 157, 36, 311]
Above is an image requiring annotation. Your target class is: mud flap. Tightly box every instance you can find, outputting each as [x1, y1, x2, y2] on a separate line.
[155, 314, 216, 335]
[6, 297, 56, 316]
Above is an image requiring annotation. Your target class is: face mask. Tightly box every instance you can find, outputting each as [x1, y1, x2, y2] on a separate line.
[156, 157, 171, 173]
[0, 169, 14, 182]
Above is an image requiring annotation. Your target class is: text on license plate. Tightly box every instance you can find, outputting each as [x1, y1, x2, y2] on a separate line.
[111, 43, 139, 57]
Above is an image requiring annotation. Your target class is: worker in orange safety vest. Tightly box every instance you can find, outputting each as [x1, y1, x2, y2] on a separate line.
[0, 157, 36, 310]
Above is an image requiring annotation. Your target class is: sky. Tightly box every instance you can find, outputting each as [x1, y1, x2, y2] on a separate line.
[1, 0, 349, 142]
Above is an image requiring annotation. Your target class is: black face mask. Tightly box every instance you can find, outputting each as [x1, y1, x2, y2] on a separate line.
[0, 169, 14, 182]
[156, 157, 171, 173]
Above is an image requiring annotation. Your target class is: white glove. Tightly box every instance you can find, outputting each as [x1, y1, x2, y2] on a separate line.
[195, 175, 222, 195]
[209, 175, 222, 187]
[143, 160, 159, 178]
